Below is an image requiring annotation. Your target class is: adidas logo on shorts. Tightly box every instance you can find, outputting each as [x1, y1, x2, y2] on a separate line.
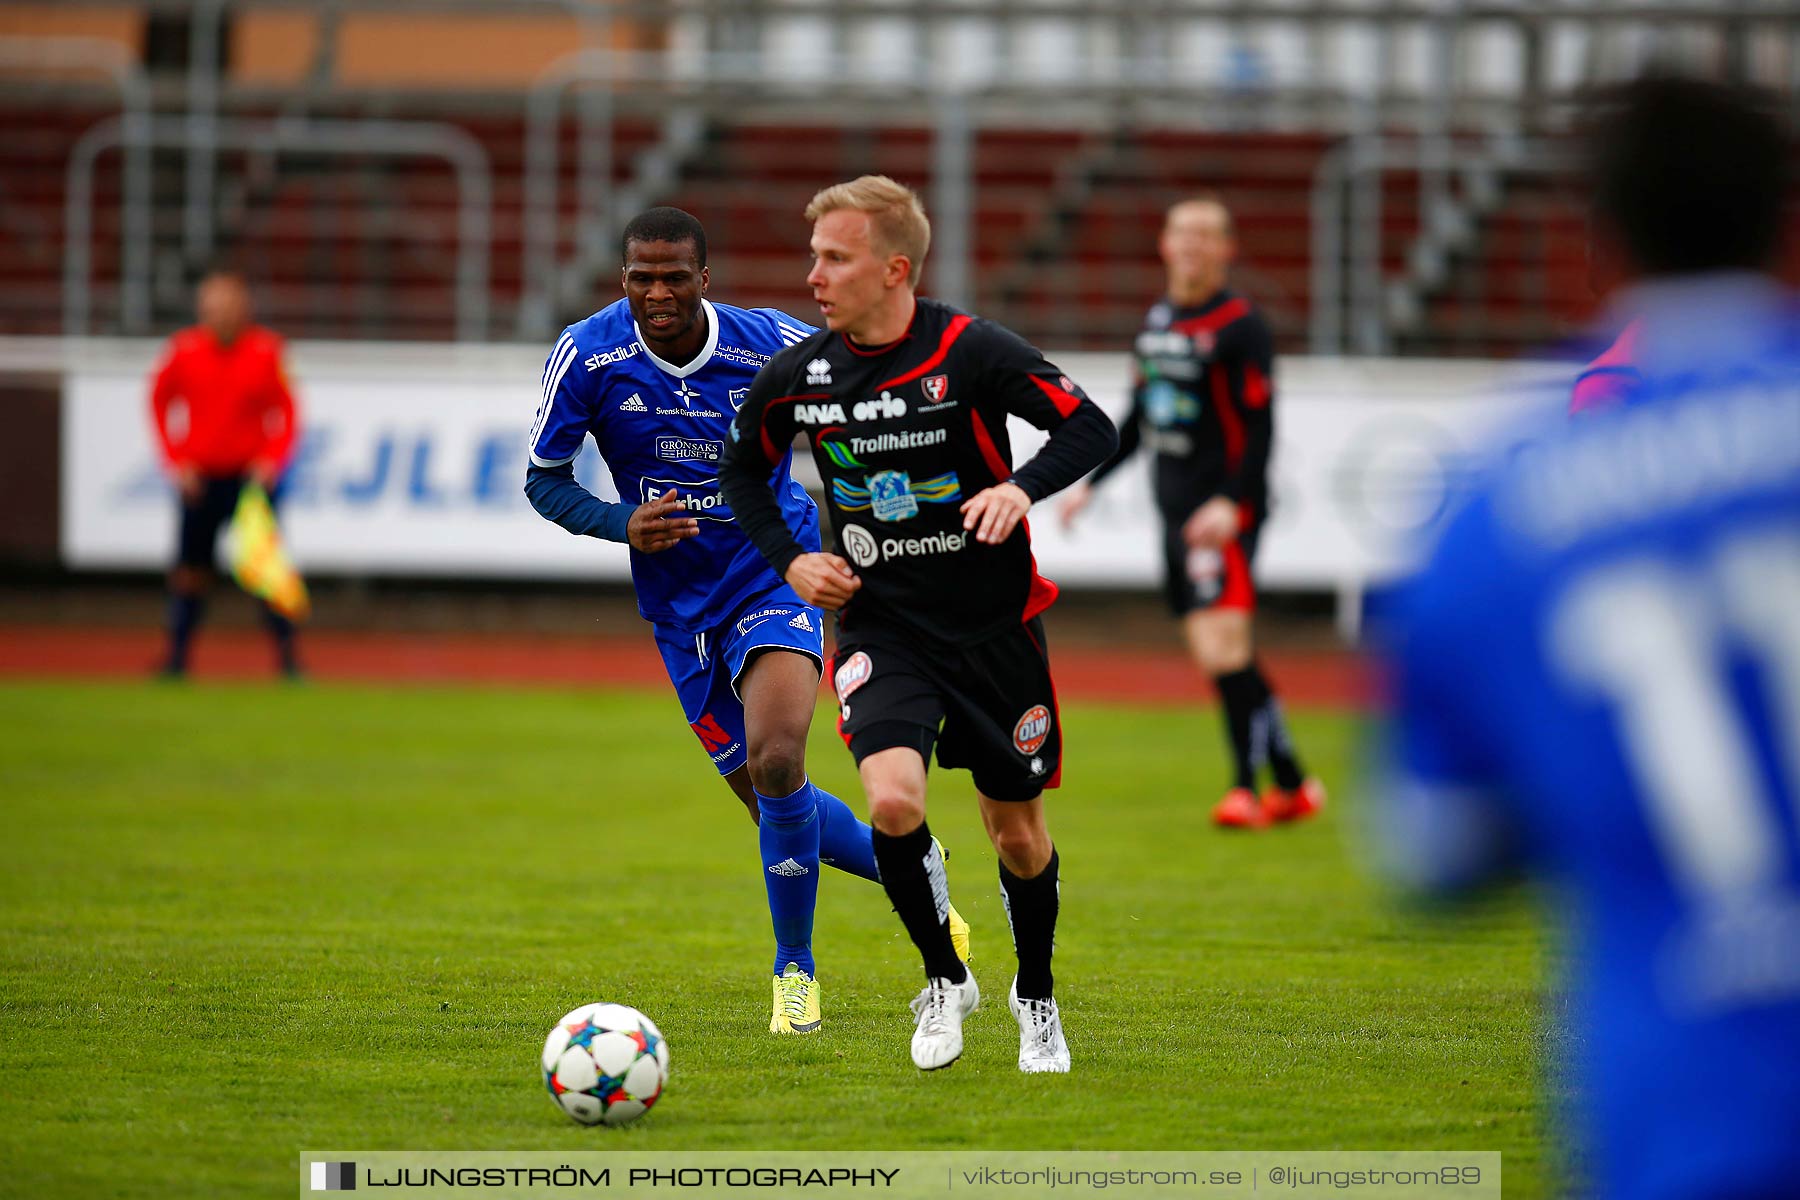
[768, 858, 810, 877]
[788, 611, 813, 632]
[620, 393, 648, 413]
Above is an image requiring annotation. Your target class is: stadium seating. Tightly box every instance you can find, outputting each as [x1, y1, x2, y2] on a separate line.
[4, 88, 1794, 352]
[0, 97, 656, 339]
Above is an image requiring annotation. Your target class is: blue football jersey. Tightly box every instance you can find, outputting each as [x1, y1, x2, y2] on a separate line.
[1386, 281, 1800, 1200]
[528, 298, 820, 633]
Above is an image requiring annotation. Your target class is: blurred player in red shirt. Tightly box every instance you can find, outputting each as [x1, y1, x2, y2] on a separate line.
[148, 269, 301, 677]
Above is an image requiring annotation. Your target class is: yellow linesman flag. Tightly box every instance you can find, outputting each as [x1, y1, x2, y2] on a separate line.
[227, 482, 310, 622]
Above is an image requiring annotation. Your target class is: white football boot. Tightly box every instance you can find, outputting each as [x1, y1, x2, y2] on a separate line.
[1008, 977, 1071, 1073]
[908, 972, 980, 1070]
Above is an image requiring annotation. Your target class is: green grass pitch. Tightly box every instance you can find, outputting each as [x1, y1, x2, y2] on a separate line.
[0, 680, 1553, 1197]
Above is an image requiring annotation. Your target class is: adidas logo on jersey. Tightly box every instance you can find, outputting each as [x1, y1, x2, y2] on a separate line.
[768, 858, 811, 878]
[788, 611, 813, 632]
[619, 393, 648, 412]
[806, 358, 833, 385]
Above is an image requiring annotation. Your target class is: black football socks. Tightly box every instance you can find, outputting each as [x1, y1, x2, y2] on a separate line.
[262, 603, 299, 676]
[871, 821, 966, 984]
[999, 847, 1059, 1002]
[164, 592, 205, 674]
[1248, 661, 1306, 790]
[1213, 667, 1261, 790]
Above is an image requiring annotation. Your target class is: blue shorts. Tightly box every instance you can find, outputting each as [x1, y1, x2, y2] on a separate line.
[654, 587, 826, 776]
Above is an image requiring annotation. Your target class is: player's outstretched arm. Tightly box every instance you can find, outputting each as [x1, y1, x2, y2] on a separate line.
[966, 379, 1117, 544]
[718, 365, 812, 581]
[253, 341, 299, 490]
[1379, 499, 1528, 897]
[524, 464, 699, 553]
[148, 341, 202, 500]
[1057, 480, 1092, 530]
[974, 321, 1120, 510]
[524, 463, 631, 541]
[1059, 392, 1142, 531]
[1080, 392, 1145, 490]
[1211, 314, 1275, 515]
[1009, 397, 1118, 503]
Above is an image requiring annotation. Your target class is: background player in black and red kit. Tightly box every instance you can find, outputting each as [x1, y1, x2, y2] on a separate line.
[719, 175, 1116, 1074]
[1062, 197, 1324, 830]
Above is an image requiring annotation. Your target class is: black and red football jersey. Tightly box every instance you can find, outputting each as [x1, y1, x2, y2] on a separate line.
[720, 297, 1116, 645]
[1090, 288, 1275, 526]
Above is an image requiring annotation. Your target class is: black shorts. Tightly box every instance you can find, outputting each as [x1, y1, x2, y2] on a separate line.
[831, 618, 1062, 803]
[1161, 519, 1261, 617]
[176, 475, 250, 569]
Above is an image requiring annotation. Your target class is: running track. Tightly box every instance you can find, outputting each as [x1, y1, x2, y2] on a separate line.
[0, 625, 1376, 708]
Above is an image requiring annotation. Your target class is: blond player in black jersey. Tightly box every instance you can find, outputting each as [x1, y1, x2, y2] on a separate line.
[1063, 196, 1325, 830]
[720, 175, 1116, 1074]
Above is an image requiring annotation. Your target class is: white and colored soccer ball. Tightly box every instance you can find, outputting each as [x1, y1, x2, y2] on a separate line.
[541, 1002, 670, 1127]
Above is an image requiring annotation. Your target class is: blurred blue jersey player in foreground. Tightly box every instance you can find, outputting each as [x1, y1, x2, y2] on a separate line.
[1384, 78, 1799, 1199]
[524, 208, 967, 1033]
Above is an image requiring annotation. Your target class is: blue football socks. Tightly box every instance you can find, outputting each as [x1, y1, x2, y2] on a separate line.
[814, 786, 881, 883]
[756, 779, 821, 977]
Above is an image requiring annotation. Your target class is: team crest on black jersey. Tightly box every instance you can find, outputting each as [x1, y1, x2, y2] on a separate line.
[921, 374, 950, 403]
[868, 470, 918, 522]
[831, 468, 962, 522]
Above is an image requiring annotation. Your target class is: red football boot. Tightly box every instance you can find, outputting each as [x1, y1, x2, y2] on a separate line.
[1212, 786, 1270, 829]
[1262, 777, 1327, 824]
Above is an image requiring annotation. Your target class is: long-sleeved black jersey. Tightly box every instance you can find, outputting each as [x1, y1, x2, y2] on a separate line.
[720, 297, 1117, 646]
[1089, 288, 1275, 525]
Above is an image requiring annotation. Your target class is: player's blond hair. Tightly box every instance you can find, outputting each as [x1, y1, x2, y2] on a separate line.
[805, 175, 931, 283]
[1166, 194, 1235, 238]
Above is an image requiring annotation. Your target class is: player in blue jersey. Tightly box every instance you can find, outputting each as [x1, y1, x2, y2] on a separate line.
[1383, 78, 1798, 1200]
[524, 208, 968, 1034]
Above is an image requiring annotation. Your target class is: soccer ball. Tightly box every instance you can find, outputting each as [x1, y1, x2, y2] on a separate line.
[541, 1002, 670, 1126]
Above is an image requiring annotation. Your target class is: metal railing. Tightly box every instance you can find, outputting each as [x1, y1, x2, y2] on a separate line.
[65, 115, 492, 340]
[1310, 136, 1581, 355]
[10, 0, 1799, 344]
[517, 46, 990, 334]
[178, 0, 607, 290]
[0, 37, 153, 333]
